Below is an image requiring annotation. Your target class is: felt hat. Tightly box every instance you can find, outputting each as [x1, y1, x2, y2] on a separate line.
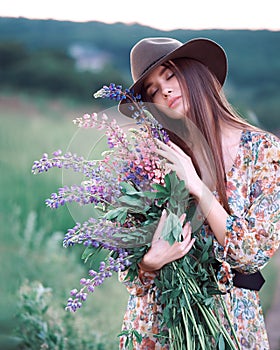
[119, 37, 227, 115]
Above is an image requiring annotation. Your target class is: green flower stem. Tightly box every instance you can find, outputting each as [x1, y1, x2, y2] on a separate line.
[169, 326, 183, 350]
[172, 262, 207, 350]
[180, 289, 211, 350]
[192, 292, 238, 349]
[199, 303, 238, 349]
[210, 267, 241, 350]
[172, 262, 239, 350]
[180, 306, 192, 350]
[187, 277, 238, 349]
[215, 295, 241, 350]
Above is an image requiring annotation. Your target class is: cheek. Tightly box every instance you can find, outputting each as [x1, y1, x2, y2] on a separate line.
[152, 95, 165, 106]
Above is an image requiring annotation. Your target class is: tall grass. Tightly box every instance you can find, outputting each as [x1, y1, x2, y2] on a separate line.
[0, 92, 128, 349]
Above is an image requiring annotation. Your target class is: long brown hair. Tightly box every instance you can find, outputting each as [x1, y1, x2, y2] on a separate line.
[141, 58, 256, 213]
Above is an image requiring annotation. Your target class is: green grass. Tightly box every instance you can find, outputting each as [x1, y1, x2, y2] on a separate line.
[260, 255, 279, 313]
[0, 92, 128, 348]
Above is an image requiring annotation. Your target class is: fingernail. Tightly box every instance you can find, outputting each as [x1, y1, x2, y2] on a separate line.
[162, 209, 166, 216]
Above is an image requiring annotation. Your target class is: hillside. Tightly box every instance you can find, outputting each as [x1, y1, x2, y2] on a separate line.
[0, 17, 279, 130]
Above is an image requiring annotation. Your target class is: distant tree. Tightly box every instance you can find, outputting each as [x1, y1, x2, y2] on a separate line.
[0, 42, 28, 69]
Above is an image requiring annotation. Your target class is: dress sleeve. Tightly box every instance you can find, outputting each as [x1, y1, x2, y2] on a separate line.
[118, 268, 157, 297]
[215, 133, 280, 275]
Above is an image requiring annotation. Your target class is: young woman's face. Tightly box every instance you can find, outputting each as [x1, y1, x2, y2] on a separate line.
[143, 64, 187, 118]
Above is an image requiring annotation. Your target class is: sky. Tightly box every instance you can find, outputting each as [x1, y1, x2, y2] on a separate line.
[1, 0, 279, 31]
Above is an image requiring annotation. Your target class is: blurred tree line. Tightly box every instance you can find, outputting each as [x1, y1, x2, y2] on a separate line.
[0, 41, 128, 102]
[0, 17, 279, 130]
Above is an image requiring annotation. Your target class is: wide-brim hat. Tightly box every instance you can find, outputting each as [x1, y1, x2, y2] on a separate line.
[119, 37, 227, 116]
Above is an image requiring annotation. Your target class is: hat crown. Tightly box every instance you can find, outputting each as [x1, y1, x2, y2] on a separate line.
[131, 37, 183, 82]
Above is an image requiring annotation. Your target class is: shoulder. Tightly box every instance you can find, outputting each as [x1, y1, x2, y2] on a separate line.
[243, 128, 280, 145]
[242, 129, 280, 165]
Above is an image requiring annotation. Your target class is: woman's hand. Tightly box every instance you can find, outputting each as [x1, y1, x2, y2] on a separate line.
[139, 210, 196, 271]
[155, 140, 228, 247]
[155, 139, 203, 198]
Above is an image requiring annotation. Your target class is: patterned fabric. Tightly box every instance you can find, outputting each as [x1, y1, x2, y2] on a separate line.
[119, 130, 280, 350]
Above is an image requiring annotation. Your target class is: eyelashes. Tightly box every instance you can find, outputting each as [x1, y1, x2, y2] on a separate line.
[151, 89, 158, 98]
[147, 71, 175, 98]
[167, 73, 174, 80]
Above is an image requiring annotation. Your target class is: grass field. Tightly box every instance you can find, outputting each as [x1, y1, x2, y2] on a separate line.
[0, 92, 129, 349]
[0, 91, 278, 349]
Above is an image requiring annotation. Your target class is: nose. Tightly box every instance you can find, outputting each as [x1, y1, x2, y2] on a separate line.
[162, 88, 172, 98]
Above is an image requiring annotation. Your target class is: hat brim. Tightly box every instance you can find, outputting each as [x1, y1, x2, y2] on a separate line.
[119, 38, 227, 116]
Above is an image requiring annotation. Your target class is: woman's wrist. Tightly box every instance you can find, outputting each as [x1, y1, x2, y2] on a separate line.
[138, 249, 162, 272]
[191, 179, 209, 203]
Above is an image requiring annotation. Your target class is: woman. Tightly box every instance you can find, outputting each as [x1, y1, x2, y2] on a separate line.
[118, 37, 280, 349]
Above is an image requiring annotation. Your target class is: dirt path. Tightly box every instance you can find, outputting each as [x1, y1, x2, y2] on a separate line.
[265, 251, 280, 350]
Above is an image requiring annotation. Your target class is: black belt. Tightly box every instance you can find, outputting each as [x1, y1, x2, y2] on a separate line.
[213, 263, 265, 291]
[232, 269, 265, 291]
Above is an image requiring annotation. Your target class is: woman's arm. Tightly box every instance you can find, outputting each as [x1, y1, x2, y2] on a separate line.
[195, 183, 228, 246]
[156, 135, 280, 273]
[155, 139, 228, 246]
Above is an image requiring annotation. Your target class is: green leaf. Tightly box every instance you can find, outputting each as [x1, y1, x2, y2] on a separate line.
[164, 172, 171, 190]
[200, 250, 209, 263]
[144, 190, 167, 200]
[151, 183, 170, 195]
[143, 191, 158, 199]
[133, 329, 143, 344]
[118, 195, 144, 208]
[218, 333, 226, 350]
[81, 246, 97, 263]
[104, 207, 128, 224]
[161, 212, 182, 245]
[119, 181, 139, 195]
[168, 171, 178, 188]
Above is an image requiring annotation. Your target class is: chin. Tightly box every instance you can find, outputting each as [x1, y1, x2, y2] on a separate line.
[166, 108, 185, 120]
[157, 104, 185, 120]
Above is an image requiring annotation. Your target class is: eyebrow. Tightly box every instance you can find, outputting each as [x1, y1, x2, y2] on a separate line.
[144, 66, 169, 91]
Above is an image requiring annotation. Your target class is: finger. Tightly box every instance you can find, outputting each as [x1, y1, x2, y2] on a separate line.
[156, 138, 183, 156]
[179, 213, 186, 226]
[156, 147, 178, 164]
[183, 238, 196, 254]
[154, 138, 166, 148]
[152, 209, 167, 242]
[155, 139, 176, 154]
[155, 140, 188, 165]
[165, 162, 175, 173]
[169, 141, 189, 158]
[182, 221, 192, 240]
[155, 138, 173, 152]
[155, 147, 170, 159]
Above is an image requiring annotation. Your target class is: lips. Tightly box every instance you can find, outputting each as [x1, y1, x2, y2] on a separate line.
[168, 96, 181, 109]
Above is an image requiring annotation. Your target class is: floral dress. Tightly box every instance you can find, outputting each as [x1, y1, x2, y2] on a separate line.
[119, 130, 280, 350]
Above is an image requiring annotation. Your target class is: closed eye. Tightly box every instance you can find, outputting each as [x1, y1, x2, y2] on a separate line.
[151, 89, 158, 97]
[166, 72, 174, 80]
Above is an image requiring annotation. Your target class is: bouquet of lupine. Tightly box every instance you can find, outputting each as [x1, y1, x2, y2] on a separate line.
[32, 84, 240, 350]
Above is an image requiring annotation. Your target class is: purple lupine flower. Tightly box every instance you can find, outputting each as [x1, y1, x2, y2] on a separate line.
[45, 181, 119, 209]
[31, 151, 94, 176]
[94, 84, 147, 121]
[93, 83, 127, 101]
[65, 250, 131, 312]
[62, 216, 155, 249]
